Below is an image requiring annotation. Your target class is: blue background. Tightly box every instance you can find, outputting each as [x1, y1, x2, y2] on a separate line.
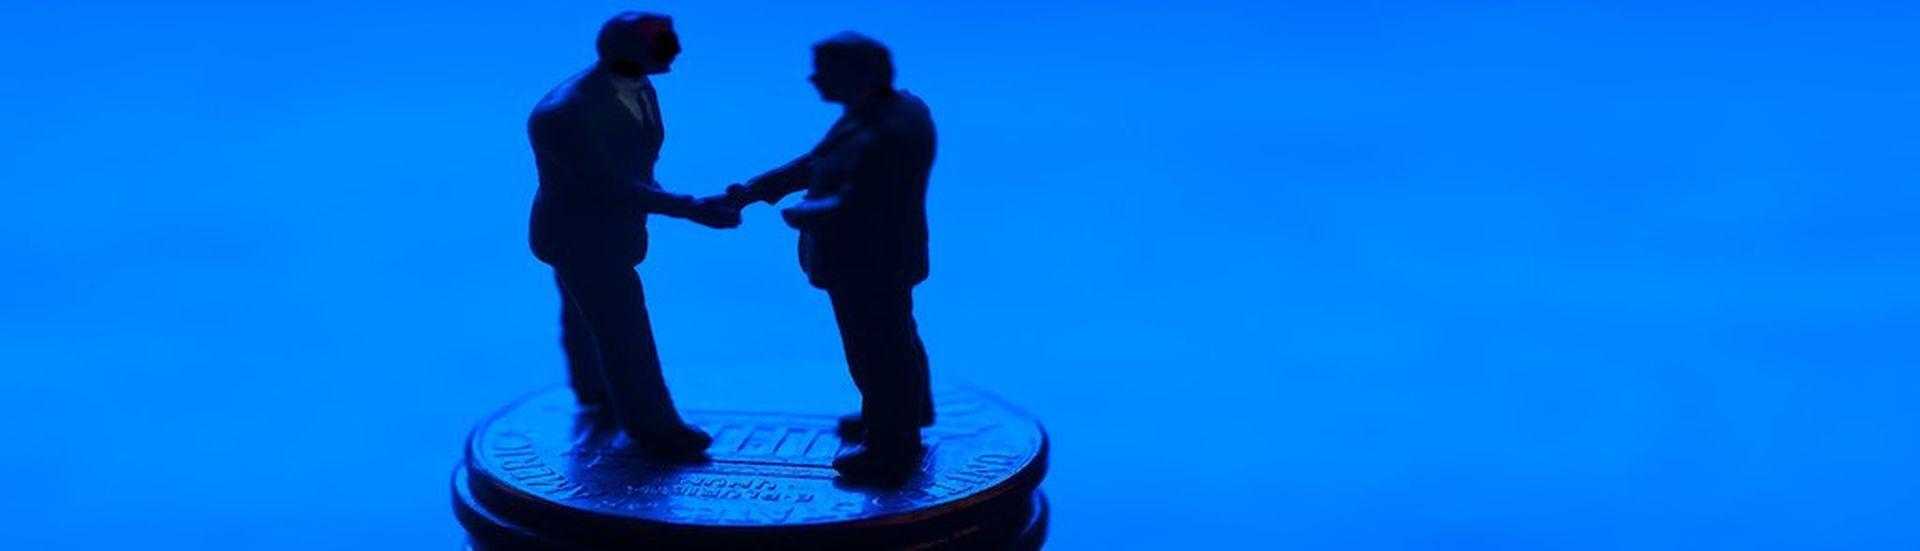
[3, 0, 1917, 548]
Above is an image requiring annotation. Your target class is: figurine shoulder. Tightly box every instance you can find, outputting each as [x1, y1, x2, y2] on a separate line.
[883, 92, 935, 136]
[530, 69, 607, 124]
[529, 89, 603, 140]
[894, 92, 933, 124]
[871, 94, 935, 145]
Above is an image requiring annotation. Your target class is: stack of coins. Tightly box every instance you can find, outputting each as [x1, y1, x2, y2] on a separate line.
[452, 386, 1049, 550]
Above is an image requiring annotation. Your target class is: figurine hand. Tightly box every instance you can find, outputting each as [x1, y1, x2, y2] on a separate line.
[781, 197, 838, 229]
[693, 194, 733, 211]
[780, 205, 809, 229]
[719, 183, 755, 209]
[687, 200, 742, 229]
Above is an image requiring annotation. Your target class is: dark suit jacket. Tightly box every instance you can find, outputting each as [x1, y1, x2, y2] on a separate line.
[526, 64, 693, 266]
[746, 90, 937, 290]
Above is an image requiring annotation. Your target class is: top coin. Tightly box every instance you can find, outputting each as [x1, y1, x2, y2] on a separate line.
[464, 385, 1048, 538]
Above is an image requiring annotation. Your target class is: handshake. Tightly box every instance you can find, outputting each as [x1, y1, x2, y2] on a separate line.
[679, 183, 755, 229]
[680, 183, 814, 230]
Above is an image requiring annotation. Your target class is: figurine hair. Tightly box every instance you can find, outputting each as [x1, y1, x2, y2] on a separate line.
[813, 32, 895, 88]
[596, 12, 673, 63]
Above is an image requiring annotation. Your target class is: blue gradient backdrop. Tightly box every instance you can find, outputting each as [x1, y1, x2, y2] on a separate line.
[3, 1, 1917, 549]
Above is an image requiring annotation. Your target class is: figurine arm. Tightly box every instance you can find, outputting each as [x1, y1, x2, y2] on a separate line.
[724, 154, 812, 208]
[781, 134, 882, 228]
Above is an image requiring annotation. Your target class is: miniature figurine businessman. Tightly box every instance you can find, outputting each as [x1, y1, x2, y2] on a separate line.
[716, 33, 937, 481]
[526, 12, 736, 458]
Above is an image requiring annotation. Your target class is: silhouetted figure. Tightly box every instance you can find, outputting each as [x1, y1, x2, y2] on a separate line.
[527, 12, 736, 459]
[720, 33, 937, 482]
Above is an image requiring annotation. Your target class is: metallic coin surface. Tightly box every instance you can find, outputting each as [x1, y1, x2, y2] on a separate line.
[461, 386, 1047, 546]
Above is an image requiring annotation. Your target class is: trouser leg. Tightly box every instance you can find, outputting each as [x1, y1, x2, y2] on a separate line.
[557, 272, 610, 405]
[554, 265, 685, 433]
[829, 285, 934, 444]
[907, 320, 934, 426]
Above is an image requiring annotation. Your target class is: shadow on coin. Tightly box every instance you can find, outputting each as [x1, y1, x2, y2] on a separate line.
[829, 446, 937, 492]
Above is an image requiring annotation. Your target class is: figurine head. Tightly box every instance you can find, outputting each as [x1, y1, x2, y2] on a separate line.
[809, 32, 893, 105]
[597, 12, 680, 77]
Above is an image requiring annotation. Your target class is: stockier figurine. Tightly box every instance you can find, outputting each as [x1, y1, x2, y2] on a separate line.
[717, 32, 939, 482]
[526, 12, 740, 459]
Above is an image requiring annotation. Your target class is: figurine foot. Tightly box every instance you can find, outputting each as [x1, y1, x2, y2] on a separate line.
[625, 423, 713, 461]
[832, 438, 926, 485]
[835, 414, 934, 442]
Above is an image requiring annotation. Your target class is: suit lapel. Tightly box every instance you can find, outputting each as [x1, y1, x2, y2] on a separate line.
[639, 85, 664, 145]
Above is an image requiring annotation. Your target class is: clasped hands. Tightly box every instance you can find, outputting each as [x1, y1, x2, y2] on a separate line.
[682, 192, 743, 229]
[683, 183, 823, 230]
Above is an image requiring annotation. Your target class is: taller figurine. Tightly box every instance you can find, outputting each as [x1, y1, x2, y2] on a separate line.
[527, 12, 737, 459]
[721, 32, 938, 482]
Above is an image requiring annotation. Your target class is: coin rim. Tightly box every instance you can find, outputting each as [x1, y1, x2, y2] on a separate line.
[453, 465, 1051, 550]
